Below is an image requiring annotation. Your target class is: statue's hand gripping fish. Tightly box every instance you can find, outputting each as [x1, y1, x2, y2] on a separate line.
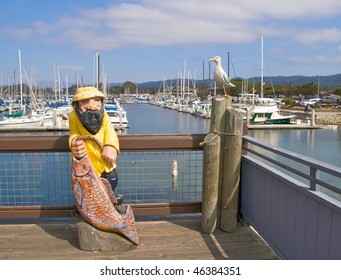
[71, 136, 139, 245]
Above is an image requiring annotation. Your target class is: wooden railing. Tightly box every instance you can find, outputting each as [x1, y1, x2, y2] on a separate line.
[0, 134, 205, 152]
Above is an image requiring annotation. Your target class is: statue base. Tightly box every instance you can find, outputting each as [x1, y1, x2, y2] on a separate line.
[75, 214, 137, 252]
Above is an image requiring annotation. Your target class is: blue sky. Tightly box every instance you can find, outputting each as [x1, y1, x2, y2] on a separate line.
[1, 0, 341, 87]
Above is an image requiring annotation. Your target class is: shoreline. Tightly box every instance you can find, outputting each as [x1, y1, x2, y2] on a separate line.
[281, 107, 341, 126]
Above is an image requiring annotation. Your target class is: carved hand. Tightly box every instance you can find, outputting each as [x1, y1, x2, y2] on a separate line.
[71, 138, 86, 159]
[102, 145, 118, 168]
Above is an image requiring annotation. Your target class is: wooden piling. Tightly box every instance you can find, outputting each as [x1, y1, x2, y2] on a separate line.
[209, 96, 229, 133]
[203, 96, 243, 234]
[311, 110, 316, 126]
[220, 107, 243, 232]
[201, 132, 221, 233]
[209, 96, 230, 225]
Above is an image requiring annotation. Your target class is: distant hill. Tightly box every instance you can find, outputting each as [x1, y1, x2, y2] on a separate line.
[131, 74, 341, 89]
[254, 74, 341, 88]
[31, 74, 341, 89]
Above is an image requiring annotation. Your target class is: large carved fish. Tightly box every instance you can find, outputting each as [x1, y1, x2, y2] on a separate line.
[71, 136, 139, 245]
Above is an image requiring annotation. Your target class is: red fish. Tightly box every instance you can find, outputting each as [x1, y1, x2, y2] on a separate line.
[71, 136, 139, 245]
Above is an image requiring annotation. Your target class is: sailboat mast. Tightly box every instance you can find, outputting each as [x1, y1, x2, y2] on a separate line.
[227, 52, 230, 77]
[95, 51, 100, 89]
[183, 59, 186, 98]
[261, 34, 264, 98]
[18, 49, 23, 111]
[227, 51, 230, 95]
[53, 60, 57, 101]
[58, 64, 61, 100]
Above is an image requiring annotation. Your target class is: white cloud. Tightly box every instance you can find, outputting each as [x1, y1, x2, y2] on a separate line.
[295, 28, 341, 44]
[32, 21, 55, 35]
[5, 0, 341, 51]
[290, 55, 341, 64]
[2, 27, 33, 40]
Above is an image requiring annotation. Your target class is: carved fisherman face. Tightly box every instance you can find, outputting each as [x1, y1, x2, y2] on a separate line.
[75, 97, 104, 135]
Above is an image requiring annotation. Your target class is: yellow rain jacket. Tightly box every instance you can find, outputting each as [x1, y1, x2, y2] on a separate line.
[68, 109, 120, 175]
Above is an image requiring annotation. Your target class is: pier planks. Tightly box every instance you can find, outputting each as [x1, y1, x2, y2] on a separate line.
[0, 215, 279, 260]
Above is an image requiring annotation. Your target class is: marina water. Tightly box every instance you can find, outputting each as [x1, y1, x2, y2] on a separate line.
[124, 104, 340, 168]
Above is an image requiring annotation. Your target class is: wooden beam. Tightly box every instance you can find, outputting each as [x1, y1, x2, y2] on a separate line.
[0, 202, 202, 219]
[0, 134, 205, 153]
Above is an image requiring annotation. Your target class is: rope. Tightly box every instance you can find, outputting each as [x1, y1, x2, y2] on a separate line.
[199, 131, 220, 146]
[76, 135, 103, 151]
[199, 131, 241, 146]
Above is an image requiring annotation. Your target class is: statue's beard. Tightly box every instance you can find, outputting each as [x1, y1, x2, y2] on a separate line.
[76, 104, 104, 135]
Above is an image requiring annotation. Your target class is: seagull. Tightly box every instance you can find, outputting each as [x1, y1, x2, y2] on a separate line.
[209, 55, 235, 96]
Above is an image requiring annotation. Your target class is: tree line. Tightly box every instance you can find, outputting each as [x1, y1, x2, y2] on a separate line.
[1, 79, 341, 102]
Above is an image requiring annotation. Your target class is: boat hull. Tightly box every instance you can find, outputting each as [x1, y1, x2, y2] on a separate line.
[0, 116, 45, 128]
[264, 118, 292, 125]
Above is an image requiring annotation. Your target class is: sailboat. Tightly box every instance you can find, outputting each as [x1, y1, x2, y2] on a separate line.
[237, 35, 296, 125]
[0, 50, 46, 129]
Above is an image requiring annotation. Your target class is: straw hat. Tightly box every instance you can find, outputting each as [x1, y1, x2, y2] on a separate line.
[72, 87, 105, 105]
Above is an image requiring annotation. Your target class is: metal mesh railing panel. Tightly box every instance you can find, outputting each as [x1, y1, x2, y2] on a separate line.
[0, 150, 203, 207]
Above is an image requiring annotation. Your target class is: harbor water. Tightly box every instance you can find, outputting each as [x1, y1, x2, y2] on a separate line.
[124, 103, 341, 168]
[123, 103, 341, 196]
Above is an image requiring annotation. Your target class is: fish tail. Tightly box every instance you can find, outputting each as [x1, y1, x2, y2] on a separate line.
[118, 205, 140, 245]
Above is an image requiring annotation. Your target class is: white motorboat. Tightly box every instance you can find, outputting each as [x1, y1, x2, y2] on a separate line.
[234, 96, 296, 125]
[105, 99, 128, 130]
[0, 113, 46, 128]
[248, 104, 296, 125]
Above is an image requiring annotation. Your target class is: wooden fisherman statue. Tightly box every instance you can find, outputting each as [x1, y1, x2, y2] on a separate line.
[69, 87, 139, 249]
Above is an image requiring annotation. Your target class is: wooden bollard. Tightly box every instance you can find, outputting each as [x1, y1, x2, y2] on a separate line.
[220, 107, 243, 232]
[201, 132, 221, 233]
[208, 96, 243, 233]
[210, 96, 231, 224]
[210, 96, 229, 133]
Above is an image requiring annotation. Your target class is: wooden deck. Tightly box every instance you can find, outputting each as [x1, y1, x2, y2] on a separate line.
[0, 214, 278, 260]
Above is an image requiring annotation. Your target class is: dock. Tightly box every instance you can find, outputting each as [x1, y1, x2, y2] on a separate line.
[0, 215, 279, 260]
[247, 123, 320, 129]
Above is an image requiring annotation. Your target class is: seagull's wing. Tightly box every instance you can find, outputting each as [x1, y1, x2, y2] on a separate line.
[221, 70, 230, 84]
[221, 70, 236, 88]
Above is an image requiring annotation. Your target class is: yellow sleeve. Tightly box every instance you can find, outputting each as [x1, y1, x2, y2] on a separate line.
[68, 110, 80, 149]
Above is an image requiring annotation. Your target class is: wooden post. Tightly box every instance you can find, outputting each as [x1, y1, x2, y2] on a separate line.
[201, 132, 221, 233]
[209, 96, 229, 133]
[205, 96, 243, 233]
[220, 107, 243, 232]
[311, 110, 315, 126]
[209, 96, 230, 224]
[246, 109, 250, 126]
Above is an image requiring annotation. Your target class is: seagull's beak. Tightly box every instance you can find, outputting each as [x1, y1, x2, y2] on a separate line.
[209, 57, 216, 62]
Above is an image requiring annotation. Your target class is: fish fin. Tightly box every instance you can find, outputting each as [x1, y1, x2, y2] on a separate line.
[72, 180, 83, 206]
[100, 177, 118, 204]
[115, 204, 127, 214]
[121, 205, 140, 245]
